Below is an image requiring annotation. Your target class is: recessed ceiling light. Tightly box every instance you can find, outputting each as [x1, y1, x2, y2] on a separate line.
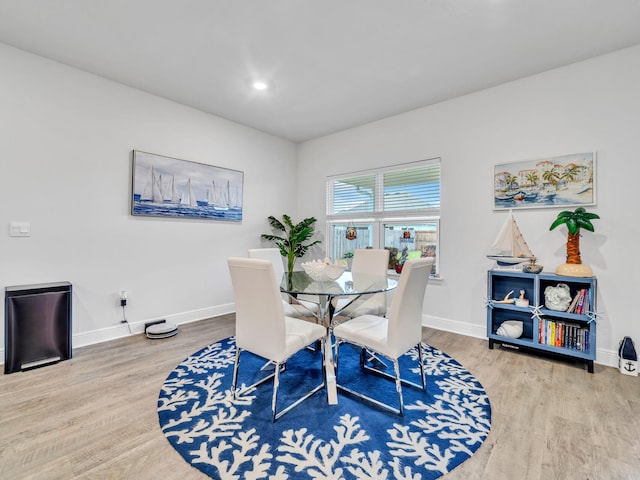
[252, 81, 269, 91]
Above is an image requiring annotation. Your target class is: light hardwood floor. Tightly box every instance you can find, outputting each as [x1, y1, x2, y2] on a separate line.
[1, 315, 639, 479]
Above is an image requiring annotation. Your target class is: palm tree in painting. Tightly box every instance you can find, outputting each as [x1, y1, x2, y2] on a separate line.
[560, 165, 583, 187]
[542, 167, 561, 189]
[505, 175, 519, 192]
[525, 171, 539, 188]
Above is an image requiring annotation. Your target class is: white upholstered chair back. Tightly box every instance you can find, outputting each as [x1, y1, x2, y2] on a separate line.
[336, 248, 390, 317]
[248, 248, 285, 282]
[351, 248, 390, 276]
[248, 247, 318, 317]
[228, 256, 286, 361]
[386, 257, 434, 357]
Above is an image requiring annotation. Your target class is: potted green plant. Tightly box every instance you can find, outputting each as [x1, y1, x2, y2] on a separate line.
[261, 215, 322, 275]
[549, 206, 600, 277]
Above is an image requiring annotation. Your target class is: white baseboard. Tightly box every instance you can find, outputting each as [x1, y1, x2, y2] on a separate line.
[423, 314, 619, 369]
[596, 348, 619, 368]
[73, 304, 235, 348]
[424, 313, 487, 340]
[0, 303, 235, 365]
[0, 308, 618, 369]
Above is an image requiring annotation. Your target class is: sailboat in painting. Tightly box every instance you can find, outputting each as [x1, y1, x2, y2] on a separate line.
[212, 179, 229, 211]
[487, 212, 534, 267]
[132, 151, 243, 221]
[180, 178, 198, 207]
[163, 175, 180, 204]
[140, 166, 164, 204]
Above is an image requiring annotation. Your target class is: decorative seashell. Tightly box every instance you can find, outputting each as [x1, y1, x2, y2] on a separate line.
[301, 259, 346, 281]
[496, 320, 523, 338]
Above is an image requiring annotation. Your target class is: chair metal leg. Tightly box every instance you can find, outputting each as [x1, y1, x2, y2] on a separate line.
[392, 358, 404, 416]
[233, 349, 277, 398]
[361, 348, 389, 369]
[231, 347, 241, 398]
[234, 341, 327, 422]
[417, 342, 427, 392]
[361, 344, 426, 391]
[271, 361, 281, 422]
[334, 340, 427, 416]
[273, 337, 327, 421]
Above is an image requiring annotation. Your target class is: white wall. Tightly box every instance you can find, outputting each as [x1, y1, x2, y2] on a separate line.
[0, 44, 299, 353]
[3, 42, 639, 368]
[297, 45, 640, 367]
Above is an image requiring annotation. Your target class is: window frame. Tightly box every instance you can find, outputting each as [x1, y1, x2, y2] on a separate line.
[326, 158, 441, 276]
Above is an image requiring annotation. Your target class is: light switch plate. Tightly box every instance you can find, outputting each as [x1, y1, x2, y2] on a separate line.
[9, 221, 31, 237]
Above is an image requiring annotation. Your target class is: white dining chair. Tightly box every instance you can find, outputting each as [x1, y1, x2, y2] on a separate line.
[248, 248, 319, 318]
[228, 257, 327, 421]
[332, 248, 390, 319]
[332, 257, 434, 416]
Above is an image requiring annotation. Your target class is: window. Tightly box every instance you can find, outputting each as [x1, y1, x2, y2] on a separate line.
[326, 158, 440, 276]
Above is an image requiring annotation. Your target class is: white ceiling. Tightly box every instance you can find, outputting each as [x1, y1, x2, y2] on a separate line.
[1, 1, 640, 143]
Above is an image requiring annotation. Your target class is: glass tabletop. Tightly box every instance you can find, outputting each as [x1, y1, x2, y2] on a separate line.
[281, 271, 397, 297]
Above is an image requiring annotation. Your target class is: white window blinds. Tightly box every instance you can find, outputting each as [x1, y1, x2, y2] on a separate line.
[327, 159, 440, 216]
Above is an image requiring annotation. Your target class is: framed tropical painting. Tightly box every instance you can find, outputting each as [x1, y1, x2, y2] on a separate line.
[493, 152, 596, 210]
[131, 150, 243, 221]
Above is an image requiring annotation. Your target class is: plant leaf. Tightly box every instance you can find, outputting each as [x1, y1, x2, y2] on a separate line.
[549, 218, 566, 231]
[261, 215, 321, 269]
[267, 215, 286, 232]
[565, 218, 578, 235]
[577, 219, 595, 232]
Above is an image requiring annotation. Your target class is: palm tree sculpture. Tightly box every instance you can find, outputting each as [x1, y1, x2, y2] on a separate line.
[549, 207, 599, 277]
[261, 214, 322, 275]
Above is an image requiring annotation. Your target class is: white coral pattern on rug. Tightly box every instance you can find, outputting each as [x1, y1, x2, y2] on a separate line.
[158, 338, 491, 480]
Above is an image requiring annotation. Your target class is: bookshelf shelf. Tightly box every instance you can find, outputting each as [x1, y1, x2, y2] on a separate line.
[487, 270, 596, 373]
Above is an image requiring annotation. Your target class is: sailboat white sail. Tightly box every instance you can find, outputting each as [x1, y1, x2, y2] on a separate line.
[180, 178, 198, 207]
[141, 166, 164, 204]
[212, 179, 229, 211]
[487, 212, 534, 267]
[163, 175, 180, 203]
[229, 183, 242, 209]
[207, 181, 215, 206]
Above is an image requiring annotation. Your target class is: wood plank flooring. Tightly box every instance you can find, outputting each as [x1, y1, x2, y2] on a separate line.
[1, 315, 639, 479]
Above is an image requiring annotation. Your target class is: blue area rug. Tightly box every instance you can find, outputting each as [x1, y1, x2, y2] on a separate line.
[158, 337, 491, 479]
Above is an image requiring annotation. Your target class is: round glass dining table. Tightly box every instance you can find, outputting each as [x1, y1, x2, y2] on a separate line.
[280, 270, 397, 404]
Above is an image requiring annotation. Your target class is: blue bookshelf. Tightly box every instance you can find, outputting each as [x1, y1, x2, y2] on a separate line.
[487, 270, 596, 373]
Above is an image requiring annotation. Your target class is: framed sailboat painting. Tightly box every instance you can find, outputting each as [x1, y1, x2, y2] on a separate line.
[131, 150, 243, 221]
[493, 152, 596, 210]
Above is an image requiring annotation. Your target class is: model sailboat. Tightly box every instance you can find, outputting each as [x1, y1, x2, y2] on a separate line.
[487, 212, 534, 267]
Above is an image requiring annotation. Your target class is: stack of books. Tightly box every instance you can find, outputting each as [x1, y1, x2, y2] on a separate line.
[566, 288, 589, 314]
[538, 319, 590, 352]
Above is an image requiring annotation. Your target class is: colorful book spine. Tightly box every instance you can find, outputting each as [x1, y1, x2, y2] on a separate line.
[567, 291, 581, 313]
[575, 288, 588, 314]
